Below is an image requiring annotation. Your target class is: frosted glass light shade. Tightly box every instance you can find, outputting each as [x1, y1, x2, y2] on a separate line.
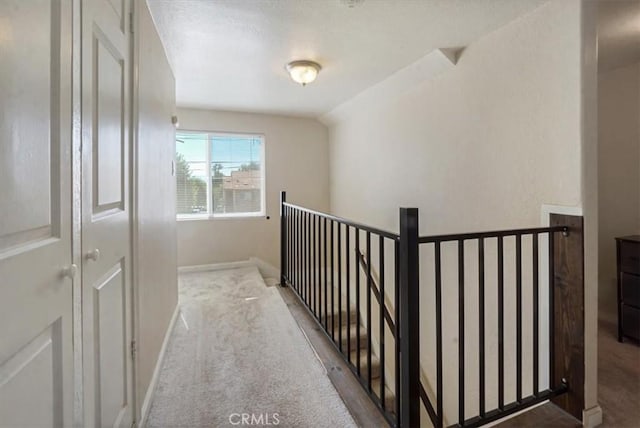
[286, 60, 322, 86]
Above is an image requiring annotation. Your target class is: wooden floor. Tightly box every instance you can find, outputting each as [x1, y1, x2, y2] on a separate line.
[495, 403, 581, 428]
[597, 314, 640, 427]
[278, 286, 391, 428]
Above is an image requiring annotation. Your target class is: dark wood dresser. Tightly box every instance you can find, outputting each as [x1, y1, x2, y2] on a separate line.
[617, 235, 640, 343]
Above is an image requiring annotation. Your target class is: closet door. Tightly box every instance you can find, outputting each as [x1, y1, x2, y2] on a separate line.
[81, 0, 134, 426]
[0, 0, 75, 426]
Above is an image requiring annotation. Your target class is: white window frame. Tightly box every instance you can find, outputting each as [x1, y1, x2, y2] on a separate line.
[176, 130, 266, 220]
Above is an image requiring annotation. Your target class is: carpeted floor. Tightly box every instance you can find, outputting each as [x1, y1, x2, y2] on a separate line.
[147, 266, 356, 428]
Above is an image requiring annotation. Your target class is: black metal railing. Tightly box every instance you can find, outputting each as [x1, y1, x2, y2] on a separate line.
[279, 191, 574, 428]
[280, 192, 400, 426]
[418, 226, 570, 427]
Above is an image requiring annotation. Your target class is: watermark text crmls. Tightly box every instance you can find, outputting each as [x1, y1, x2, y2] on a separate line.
[229, 413, 280, 426]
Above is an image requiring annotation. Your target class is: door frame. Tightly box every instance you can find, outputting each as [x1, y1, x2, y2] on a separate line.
[71, 0, 83, 425]
[129, 0, 141, 424]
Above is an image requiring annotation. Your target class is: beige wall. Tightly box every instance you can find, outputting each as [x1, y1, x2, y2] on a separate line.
[176, 108, 329, 268]
[598, 61, 640, 316]
[326, 0, 597, 423]
[135, 1, 178, 420]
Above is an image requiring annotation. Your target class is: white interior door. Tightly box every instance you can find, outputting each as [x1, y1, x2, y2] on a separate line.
[81, 0, 134, 426]
[0, 0, 75, 426]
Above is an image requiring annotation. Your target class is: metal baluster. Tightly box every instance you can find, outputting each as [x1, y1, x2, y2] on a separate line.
[366, 231, 372, 389]
[355, 228, 361, 376]
[280, 193, 286, 287]
[516, 234, 523, 402]
[294, 209, 298, 292]
[324, 217, 328, 331]
[299, 210, 303, 295]
[346, 225, 351, 363]
[549, 231, 555, 389]
[533, 232, 539, 396]
[307, 212, 312, 307]
[498, 236, 504, 410]
[379, 236, 386, 408]
[314, 217, 322, 324]
[286, 206, 290, 285]
[298, 209, 302, 294]
[289, 208, 292, 289]
[458, 239, 465, 425]
[478, 238, 485, 418]
[394, 240, 401, 422]
[338, 223, 343, 352]
[331, 220, 335, 341]
[303, 212, 307, 304]
[308, 213, 311, 305]
[435, 241, 443, 428]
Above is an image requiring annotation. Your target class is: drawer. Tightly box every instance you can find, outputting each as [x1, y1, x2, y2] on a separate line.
[621, 273, 640, 308]
[620, 240, 640, 275]
[622, 304, 640, 341]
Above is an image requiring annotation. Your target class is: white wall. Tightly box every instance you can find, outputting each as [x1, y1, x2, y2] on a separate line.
[598, 61, 640, 316]
[327, 2, 583, 234]
[176, 108, 329, 268]
[135, 1, 178, 421]
[325, 0, 597, 424]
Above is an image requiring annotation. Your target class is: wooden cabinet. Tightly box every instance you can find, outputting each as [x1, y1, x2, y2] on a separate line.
[617, 235, 640, 343]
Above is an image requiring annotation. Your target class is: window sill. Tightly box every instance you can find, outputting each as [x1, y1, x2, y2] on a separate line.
[177, 213, 268, 222]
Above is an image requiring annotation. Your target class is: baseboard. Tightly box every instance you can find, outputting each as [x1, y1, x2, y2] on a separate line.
[583, 404, 603, 428]
[139, 304, 180, 427]
[178, 258, 280, 280]
[178, 260, 254, 273]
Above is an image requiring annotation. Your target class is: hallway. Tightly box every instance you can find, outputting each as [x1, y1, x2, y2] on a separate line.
[146, 267, 355, 427]
[2, 1, 638, 426]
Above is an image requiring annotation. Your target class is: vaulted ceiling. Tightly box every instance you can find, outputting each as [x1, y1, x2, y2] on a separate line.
[148, 0, 546, 117]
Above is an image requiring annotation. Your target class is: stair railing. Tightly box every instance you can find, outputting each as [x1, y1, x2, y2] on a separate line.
[280, 191, 585, 428]
[280, 191, 400, 426]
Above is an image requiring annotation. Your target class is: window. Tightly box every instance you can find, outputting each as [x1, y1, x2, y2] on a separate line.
[176, 131, 265, 219]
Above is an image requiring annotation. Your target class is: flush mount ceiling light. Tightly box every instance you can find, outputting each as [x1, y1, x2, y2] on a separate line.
[285, 60, 322, 86]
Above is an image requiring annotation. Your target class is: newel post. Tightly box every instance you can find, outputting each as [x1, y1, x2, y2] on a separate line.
[280, 191, 287, 287]
[399, 208, 420, 427]
[549, 214, 585, 420]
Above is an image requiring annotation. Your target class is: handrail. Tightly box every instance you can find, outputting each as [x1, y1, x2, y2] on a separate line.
[356, 250, 396, 338]
[419, 225, 568, 243]
[281, 192, 579, 428]
[283, 202, 399, 241]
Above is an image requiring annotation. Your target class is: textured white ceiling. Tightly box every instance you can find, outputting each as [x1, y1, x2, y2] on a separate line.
[598, 0, 640, 72]
[148, 0, 546, 117]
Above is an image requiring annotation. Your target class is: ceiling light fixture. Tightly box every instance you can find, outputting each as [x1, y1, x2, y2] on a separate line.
[285, 60, 322, 86]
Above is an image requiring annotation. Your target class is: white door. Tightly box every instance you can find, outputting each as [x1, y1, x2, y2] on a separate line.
[81, 0, 134, 426]
[0, 0, 75, 426]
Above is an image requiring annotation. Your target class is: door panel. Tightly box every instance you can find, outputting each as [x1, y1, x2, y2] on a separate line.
[0, 0, 74, 426]
[0, 320, 64, 428]
[94, 261, 127, 426]
[0, 0, 54, 246]
[82, 0, 133, 426]
[94, 37, 124, 211]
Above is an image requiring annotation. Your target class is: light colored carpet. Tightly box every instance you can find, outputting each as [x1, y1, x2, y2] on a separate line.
[147, 266, 356, 428]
